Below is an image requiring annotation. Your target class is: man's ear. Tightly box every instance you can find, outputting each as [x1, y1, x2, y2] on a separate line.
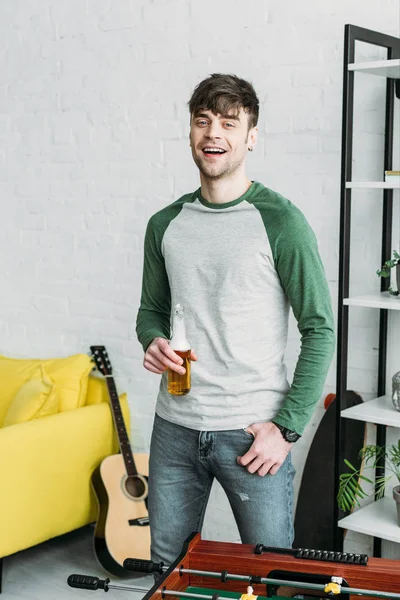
[248, 126, 258, 148]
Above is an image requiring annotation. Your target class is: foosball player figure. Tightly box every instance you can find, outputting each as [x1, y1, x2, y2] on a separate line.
[240, 585, 258, 600]
[324, 576, 342, 596]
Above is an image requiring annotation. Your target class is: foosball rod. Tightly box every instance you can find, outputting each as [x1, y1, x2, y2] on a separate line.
[160, 588, 400, 600]
[120, 559, 400, 599]
[67, 571, 400, 600]
[159, 572, 400, 600]
[67, 574, 149, 593]
[124, 560, 400, 599]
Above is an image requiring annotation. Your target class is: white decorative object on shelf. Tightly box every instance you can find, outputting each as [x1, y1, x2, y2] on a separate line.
[377, 252, 400, 298]
[393, 372, 400, 412]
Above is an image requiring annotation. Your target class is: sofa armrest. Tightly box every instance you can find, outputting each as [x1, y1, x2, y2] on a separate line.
[0, 396, 130, 558]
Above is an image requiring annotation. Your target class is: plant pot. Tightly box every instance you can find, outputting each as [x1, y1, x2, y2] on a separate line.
[393, 485, 400, 526]
[397, 263, 400, 295]
[393, 371, 400, 412]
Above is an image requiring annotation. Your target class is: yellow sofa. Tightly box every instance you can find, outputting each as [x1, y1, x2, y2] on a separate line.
[0, 357, 130, 592]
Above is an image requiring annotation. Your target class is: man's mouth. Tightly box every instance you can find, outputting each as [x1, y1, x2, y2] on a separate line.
[202, 147, 227, 158]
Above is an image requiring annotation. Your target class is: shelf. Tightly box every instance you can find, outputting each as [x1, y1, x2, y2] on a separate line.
[344, 292, 400, 310]
[341, 395, 400, 427]
[338, 497, 400, 543]
[348, 58, 400, 79]
[337, 27, 400, 555]
[346, 182, 400, 189]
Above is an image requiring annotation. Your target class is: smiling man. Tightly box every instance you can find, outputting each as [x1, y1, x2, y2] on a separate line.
[190, 105, 256, 189]
[136, 74, 335, 568]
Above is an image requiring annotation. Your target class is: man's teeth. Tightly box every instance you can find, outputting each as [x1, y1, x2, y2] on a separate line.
[203, 148, 226, 153]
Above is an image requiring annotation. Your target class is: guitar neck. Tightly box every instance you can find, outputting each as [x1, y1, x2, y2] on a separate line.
[105, 376, 138, 478]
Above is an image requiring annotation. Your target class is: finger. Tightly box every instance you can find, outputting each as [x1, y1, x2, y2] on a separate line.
[144, 355, 167, 374]
[245, 458, 264, 475]
[190, 349, 198, 361]
[256, 460, 277, 477]
[237, 448, 257, 467]
[268, 462, 282, 476]
[143, 358, 165, 374]
[150, 348, 186, 374]
[153, 338, 184, 365]
[166, 360, 186, 375]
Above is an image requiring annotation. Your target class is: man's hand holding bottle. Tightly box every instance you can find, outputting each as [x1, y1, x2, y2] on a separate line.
[143, 337, 198, 375]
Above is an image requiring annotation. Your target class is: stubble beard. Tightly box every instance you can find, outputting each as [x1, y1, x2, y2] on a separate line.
[192, 151, 245, 182]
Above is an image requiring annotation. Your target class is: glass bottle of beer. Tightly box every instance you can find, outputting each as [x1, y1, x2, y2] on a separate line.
[168, 303, 191, 396]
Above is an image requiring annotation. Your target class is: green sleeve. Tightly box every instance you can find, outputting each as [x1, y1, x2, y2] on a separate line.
[136, 197, 192, 352]
[274, 207, 335, 434]
[256, 195, 335, 435]
[135, 214, 171, 352]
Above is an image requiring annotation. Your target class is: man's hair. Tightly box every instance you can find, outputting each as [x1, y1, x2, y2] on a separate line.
[187, 73, 259, 130]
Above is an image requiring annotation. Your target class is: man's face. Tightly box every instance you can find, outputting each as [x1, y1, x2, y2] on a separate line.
[189, 107, 257, 181]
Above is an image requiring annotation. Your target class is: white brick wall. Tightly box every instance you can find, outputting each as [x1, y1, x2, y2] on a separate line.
[1, 0, 399, 554]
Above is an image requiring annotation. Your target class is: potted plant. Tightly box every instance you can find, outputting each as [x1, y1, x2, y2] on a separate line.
[377, 250, 400, 297]
[337, 441, 400, 525]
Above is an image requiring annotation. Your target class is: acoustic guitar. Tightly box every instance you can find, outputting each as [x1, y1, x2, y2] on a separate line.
[90, 345, 150, 577]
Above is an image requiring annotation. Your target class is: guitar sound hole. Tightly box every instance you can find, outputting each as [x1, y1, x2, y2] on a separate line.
[125, 475, 146, 499]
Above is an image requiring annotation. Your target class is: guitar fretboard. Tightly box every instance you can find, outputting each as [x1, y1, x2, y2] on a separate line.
[105, 376, 137, 478]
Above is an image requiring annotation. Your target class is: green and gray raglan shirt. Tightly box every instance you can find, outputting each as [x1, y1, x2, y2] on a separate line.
[136, 181, 335, 436]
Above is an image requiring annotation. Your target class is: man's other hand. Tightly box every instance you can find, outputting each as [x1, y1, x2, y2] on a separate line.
[237, 421, 292, 476]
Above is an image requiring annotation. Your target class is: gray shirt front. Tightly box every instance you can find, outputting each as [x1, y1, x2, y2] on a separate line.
[136, 182, 335, 434]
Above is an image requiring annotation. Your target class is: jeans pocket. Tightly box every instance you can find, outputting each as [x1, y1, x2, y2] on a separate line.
[242, 428, 255, 439]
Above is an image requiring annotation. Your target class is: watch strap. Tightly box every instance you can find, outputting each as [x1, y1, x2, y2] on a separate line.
[272, 421, 301, 443]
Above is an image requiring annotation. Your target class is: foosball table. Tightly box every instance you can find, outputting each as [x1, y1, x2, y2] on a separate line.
[68, 533, 400, 599]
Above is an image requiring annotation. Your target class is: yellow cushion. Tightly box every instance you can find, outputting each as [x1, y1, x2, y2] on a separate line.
[0, 353, 94, 425]
[86, 375, 111, 405]
[4, 365, 59, 426]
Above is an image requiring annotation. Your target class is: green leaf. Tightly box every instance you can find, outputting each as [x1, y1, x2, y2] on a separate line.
[343, 459, 358, 472]
[359, 474, 374, 484]
[339, 440, 400, 508]
[347, 478, 359, 491]
[343, 489, 358, 509]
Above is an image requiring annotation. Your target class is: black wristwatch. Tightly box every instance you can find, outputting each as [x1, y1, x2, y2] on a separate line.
[272, 422, 301, 443]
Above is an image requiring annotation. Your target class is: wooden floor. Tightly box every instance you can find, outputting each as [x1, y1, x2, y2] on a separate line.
[2, 526, 153, 599]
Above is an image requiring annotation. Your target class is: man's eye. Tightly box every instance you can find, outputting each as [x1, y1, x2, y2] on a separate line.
[197, 120, 207, 126]
[225, 122, 235, 128]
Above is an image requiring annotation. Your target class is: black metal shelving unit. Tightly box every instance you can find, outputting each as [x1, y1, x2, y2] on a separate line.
[334, 25, 400, 557]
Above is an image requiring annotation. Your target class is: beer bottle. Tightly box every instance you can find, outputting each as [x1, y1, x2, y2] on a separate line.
[168, 303, 191, 395]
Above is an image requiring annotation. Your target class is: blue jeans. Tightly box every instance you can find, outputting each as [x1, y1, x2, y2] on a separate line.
[148, 413, 295, 567]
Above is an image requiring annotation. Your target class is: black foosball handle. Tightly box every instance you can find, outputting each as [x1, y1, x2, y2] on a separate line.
[123, 558, 165, 574]
[67, 574, 110, 591]
[254, 544, 368, 565]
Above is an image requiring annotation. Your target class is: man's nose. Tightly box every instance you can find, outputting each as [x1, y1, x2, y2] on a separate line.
[205, 123, 222, 139]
